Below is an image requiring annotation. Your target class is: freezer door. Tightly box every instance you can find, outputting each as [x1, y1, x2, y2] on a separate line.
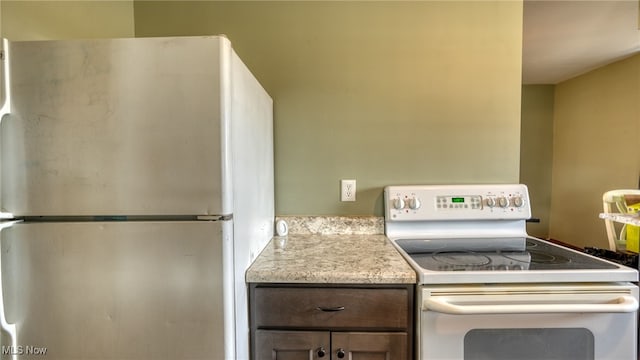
[0, 221, 229, 360]
[1, 37, 233, 216]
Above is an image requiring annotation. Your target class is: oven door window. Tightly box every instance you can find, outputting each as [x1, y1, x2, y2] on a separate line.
[464, 328, 594, 360]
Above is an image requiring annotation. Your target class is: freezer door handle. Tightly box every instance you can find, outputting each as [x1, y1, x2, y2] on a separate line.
[0, 220, 18, 356]
[424, 295, 639, 314]
[0, 39, 9, 115]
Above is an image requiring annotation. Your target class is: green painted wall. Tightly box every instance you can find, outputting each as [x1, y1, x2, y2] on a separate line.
[0, 1, 524, 216]
[1, 1, 134, 40]
[550, 54, 640, 249]
[520, 85, 554, 239]
[134, 1, 524, 216]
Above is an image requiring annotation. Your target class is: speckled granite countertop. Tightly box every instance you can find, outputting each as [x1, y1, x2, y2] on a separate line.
[246, 234, 417, 284]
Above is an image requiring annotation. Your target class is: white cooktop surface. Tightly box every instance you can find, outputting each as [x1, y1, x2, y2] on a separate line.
[384, 184, 638, 284]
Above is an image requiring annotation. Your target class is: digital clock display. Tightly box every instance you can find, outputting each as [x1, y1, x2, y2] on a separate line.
[451, 197, 465, 203]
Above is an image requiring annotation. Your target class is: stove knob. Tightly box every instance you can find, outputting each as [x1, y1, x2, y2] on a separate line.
[497, 196, 509, 208]
[485, 197, 496, 208]
[393, 197, 405, 210]
[408, 197, 421, 210]
[512, 196, 524, 208]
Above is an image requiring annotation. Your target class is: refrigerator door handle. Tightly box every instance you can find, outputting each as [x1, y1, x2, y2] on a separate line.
[0, 39, 12, 219]
[0, 220, 19, 358]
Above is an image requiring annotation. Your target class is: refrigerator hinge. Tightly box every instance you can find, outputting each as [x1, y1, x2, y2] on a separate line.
[197, 215, 232, 221]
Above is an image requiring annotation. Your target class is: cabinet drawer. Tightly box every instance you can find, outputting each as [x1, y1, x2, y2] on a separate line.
[252, 287, 410, 329]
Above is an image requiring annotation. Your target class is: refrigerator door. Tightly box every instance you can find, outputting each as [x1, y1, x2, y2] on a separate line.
[1, 37, 233, 216]
[0, 220, 230, 360]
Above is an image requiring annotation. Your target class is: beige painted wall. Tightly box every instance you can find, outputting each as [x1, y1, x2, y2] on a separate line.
[520, 85, 555, 239]
[1, 1, 134, 40]
[550, 54, 640, 249]
[135, 1, 524, 215]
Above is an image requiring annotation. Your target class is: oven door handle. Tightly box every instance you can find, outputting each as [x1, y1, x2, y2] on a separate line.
[424, 295, 639, 314]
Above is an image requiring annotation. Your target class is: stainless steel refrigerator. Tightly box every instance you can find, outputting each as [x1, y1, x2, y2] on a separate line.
[0, 36, 274, 360]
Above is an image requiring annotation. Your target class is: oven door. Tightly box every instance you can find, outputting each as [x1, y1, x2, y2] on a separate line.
[419, 283, 639, 360]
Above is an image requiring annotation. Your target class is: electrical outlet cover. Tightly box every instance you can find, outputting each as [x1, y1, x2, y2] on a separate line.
[341, 179, 356, 201]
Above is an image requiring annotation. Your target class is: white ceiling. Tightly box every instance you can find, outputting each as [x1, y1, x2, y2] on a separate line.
[522, 0, 640, 84]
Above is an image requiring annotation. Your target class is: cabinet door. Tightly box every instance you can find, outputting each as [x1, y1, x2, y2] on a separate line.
[332, 332, 407, 360]
[255, 330, 330, 360]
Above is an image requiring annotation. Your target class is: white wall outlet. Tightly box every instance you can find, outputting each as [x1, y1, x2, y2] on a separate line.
[341, 179, 356, 202]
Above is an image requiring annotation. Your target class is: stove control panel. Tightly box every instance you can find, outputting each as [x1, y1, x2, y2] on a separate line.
[385, 184, 531, 221]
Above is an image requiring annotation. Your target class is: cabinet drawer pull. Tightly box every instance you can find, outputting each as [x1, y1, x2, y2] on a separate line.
[316, 306, 345, 312]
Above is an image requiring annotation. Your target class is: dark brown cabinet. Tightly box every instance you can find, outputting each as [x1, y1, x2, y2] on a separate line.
[255, 330, 330, 360]
[249, 284, 414, 360]
[255, 330, 407, 360]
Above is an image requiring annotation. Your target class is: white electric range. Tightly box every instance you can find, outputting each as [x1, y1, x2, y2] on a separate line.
[384, 184, 639, 360]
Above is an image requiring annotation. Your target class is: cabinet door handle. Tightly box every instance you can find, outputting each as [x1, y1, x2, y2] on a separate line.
[336, 348, 346, 358]
[315, 306, 345, 312]
[316, 347, 326, 358]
